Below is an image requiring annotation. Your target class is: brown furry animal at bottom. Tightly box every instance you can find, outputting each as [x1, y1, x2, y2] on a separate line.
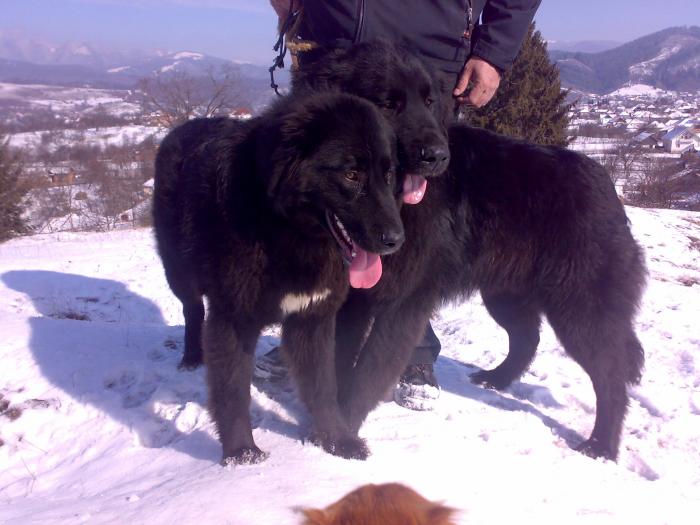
[300, 483, 457, 525]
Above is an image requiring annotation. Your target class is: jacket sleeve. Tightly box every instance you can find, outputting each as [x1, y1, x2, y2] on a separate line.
[471, 0, 541, 71]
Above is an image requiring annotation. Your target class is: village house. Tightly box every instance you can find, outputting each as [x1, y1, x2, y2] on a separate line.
[631, 131, 662, 150]
[47, 167, 77, 186]
[142, 178, 155, 196]
[662, 126, 700, 153]
[230, 107, 253, 120]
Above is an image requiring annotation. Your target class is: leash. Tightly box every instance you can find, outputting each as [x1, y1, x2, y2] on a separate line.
[269, 5, 299, 96]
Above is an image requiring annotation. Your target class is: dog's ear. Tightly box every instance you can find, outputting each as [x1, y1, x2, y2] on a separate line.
[299, 508, 329, 525]
[262, 104, 320, 215]
[292, 46, 353, 93]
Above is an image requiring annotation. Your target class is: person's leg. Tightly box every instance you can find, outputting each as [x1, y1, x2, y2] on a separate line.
[253, 344, 287, 381]
[394, 321, 441, 411]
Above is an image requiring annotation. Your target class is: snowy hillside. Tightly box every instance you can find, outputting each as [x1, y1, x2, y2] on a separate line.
[607, 84, 673, 98]
[0, 82, 140, 115]
[550, 26, 700, 93]
[8, 125, 163, 152]
[1, 207, 699, 524]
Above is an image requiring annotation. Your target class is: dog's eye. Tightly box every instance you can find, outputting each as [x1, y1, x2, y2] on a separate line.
[425, 97, 434, 107]
[345, 170, 359, 183]
[383, 100, 397, 110]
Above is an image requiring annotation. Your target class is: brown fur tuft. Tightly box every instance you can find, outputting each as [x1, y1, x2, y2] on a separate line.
[300, 483, 458, 525]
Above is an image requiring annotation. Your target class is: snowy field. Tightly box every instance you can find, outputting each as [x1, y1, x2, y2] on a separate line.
[0, 82, 140, 117]
[1, 207, 699, 524]
[607, 84, 674, 98]
[8, 125, 164, 152]
[568, 137, 626, 153]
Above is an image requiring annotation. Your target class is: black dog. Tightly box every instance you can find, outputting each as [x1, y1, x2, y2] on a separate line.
[335, 124, 647, 461]
[293, 40, 451, 204]
[153, 93, 404, 463]
[174, 40, 450, 372]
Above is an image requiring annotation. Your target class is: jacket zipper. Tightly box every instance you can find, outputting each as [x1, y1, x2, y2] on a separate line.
[354, 0, 366, 42]
[464, 0, 474, 39]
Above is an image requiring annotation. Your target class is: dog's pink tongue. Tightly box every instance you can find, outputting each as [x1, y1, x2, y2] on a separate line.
[403, 174, 427, 204]
[349, 246, 382, 289]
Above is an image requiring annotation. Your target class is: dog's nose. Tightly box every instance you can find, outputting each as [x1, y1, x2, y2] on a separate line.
[381, 229, 404, 251]
[420, 145, 450, 174]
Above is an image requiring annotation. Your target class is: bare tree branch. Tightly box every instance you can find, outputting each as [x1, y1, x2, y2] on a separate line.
[138, 65, 244, 129]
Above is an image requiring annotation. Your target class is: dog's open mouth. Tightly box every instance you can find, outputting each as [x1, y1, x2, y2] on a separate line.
[325, 211, 382, 289]
[403, 174, 427, 204]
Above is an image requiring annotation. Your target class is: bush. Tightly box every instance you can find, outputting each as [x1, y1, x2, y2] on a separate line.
[0, 136, 30, 242]
[464, 23, 571, 146]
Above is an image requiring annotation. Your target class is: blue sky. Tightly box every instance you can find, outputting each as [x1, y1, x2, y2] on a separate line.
[2, 0, 699, 64]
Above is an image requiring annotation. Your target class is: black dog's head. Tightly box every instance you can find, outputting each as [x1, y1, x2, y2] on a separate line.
[262, 93, 404, 288]
[293, 39, 451, 204]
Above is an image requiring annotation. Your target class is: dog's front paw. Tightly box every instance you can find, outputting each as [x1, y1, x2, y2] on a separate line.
[178, 356, 203, 371]
[576, 438, 617, 461]
[221, 446, 269, 466]
[310, 433, 370, 460]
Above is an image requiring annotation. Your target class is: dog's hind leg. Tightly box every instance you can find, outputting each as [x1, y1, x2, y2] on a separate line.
[162, 261, 206, 369]
[340, 302, 432, 434]
[470, 292, 541, 390]
[180, 298, 205, 369]
[283, 311, 370, 460]
[204, 308, 265, 465]
[547, 308, 640, 461]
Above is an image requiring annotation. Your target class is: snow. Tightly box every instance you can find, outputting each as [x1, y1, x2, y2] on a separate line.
[172, 52, 204, 60]
[107, 66, 131, 74]
[160, 62, 180, 73]
[73, 45, 92, 56]
[607, 84, 671, 98]
[8, 125, 164, 151]
[1, 207, 699, 524]
[568, 137, 626, 153]
[0, 82, 141, 117]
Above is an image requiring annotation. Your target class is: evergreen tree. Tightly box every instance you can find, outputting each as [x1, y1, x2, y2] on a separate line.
[0, 135, 30, 242]
[464, 23, 571, 147]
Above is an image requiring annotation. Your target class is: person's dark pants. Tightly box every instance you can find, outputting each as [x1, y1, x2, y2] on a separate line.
[410, 322, 441, 365]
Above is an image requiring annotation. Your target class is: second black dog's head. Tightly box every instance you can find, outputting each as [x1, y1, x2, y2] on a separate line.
[293, 39, 451, 204]
[262, 93, 404, 288]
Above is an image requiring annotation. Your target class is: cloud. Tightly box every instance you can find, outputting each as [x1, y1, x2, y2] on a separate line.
[73, 0, 270, 14]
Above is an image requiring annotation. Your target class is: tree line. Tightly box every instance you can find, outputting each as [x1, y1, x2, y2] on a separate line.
[1, 24, 695, 243]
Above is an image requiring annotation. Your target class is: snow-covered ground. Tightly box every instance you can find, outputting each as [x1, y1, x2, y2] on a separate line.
[8, 125, 164, 151]
[0, 82, 140, 117]
[568, 137, 626, 153]
[1, 207, 699, 524]
[608, 84, 674, 99]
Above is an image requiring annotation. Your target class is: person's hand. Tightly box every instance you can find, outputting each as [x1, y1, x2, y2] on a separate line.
[453, 57, 501, 108]
[270, 0, 298, 19]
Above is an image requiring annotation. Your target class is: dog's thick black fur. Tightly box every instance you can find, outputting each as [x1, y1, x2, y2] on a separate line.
[293, 40, 452, 181]
[336, 124, 647, 461]
[153, 93, 405, 463]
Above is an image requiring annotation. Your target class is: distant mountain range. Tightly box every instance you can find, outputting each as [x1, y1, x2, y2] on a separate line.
[547, 40, 622, 54]
[0, 29, 152, 69]
[550, 26, 700, 94]
[0, 30, 289, 108]
[2, 27, 699, 98]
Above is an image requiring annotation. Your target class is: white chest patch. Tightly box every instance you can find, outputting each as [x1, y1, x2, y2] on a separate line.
[280, 288, 332, 316]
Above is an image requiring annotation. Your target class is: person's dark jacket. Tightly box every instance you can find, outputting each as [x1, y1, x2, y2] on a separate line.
[298, 0, 541, 75]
